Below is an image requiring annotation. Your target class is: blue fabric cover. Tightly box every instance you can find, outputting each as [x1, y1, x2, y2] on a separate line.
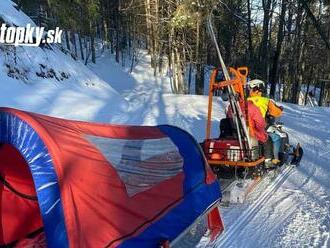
[0, 112, 69, 248]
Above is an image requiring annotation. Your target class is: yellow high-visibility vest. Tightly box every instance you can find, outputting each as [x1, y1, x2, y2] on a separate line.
[248, 96, 270, 118]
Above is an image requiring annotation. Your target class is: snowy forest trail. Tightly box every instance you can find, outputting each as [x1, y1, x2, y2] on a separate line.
[217, 106, 330, 248]
[90, 51, 226, 141]
[90, 53, 330, 248]
[1, 2, 329, 247]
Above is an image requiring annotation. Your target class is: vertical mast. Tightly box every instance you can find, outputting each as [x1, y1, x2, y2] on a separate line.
[207, 12, 252, 151]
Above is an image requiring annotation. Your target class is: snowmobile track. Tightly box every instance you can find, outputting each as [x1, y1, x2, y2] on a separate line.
[213, 164, 295, 247]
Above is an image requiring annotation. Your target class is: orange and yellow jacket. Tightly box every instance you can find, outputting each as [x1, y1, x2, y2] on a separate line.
[226, 101, 268, 143]
[247, 92, 282, 119]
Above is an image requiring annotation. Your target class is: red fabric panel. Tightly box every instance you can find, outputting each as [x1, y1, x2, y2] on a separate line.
[0, 144, 43, 245]
[59, 138, 183, 247]
[15, 232, 47, 248]
[0, 108, 184, 247]
[0, 144, 35, 196]
[58, 134, 184, 247]
[31, 112, 167, 140]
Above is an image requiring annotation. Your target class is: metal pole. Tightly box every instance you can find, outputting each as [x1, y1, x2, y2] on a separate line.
[207, 13, 252, 150]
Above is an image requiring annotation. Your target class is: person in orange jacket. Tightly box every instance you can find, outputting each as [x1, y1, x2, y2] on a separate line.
[247, 79, 284, 164]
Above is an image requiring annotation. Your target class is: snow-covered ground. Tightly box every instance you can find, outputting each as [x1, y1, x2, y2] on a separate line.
[214, 105, 330, 248]
[0, 0, 127, 123]
[89, 51, 225, 141]
[90, 52, 330, 248]
[1, 0, 330, 247]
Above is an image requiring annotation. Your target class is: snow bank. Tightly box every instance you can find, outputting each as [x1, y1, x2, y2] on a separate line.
[0, 0, 128, 122]
[90, 50, 226, 141]
[0, 0, 36, 27]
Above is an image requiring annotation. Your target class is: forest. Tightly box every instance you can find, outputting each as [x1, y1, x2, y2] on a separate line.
[14, 0, 330, 105]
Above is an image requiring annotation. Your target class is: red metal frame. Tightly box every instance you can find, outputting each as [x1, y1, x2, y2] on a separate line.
[204, 67, 265, 168]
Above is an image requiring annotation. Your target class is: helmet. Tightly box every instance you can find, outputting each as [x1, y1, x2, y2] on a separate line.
[247, 79, 265, 91]
[247, 79, 265, 88]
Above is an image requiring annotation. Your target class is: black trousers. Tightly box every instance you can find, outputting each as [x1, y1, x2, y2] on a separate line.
[262, 136, 273, 159]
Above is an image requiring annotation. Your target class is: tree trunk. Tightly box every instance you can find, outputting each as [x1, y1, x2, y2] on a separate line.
[145, 0, 152, 52]
[91, 35, 96, 64]
[65, 30, 71, 51]
[195, 16, 204, 95]
[72, 32, 78, 58]
[84, 38, 90, 65]
[103, 19, 109, 49]
[269, 0, 287, 98]
[115, 28, 120, 63]
[247, 0, 254, 66]
[300, 0, 330, 51]
[291, 3, 305, 103]
[153, 0, 160, 76]
[188, 62, 192, 94]
[168, 26, 175, 93]
[259, 0, 272, 81]
[319, 81, 325, 106]
[90, 21, 96, 64]
[79, 33, 84, 60]
[112, 0, 120, 63]
[110, 29, 115, 54]
[304, 80, 311, 105]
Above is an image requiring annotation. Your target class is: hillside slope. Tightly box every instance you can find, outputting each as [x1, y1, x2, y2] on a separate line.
[0, 0, 128, 122]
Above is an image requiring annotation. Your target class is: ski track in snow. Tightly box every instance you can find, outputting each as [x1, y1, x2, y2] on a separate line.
[214, 165, 295, 248]
[214, 107, 330, 248]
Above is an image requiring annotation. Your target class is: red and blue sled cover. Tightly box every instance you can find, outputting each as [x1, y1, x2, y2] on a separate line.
[0, 107, 221, 247]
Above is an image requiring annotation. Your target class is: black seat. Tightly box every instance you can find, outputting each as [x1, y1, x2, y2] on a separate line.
[219, 118, 237, 139]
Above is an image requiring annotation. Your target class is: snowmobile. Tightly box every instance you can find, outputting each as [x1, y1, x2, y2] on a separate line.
[201, 14, 303, 205]
[201, 66, 303, 204]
